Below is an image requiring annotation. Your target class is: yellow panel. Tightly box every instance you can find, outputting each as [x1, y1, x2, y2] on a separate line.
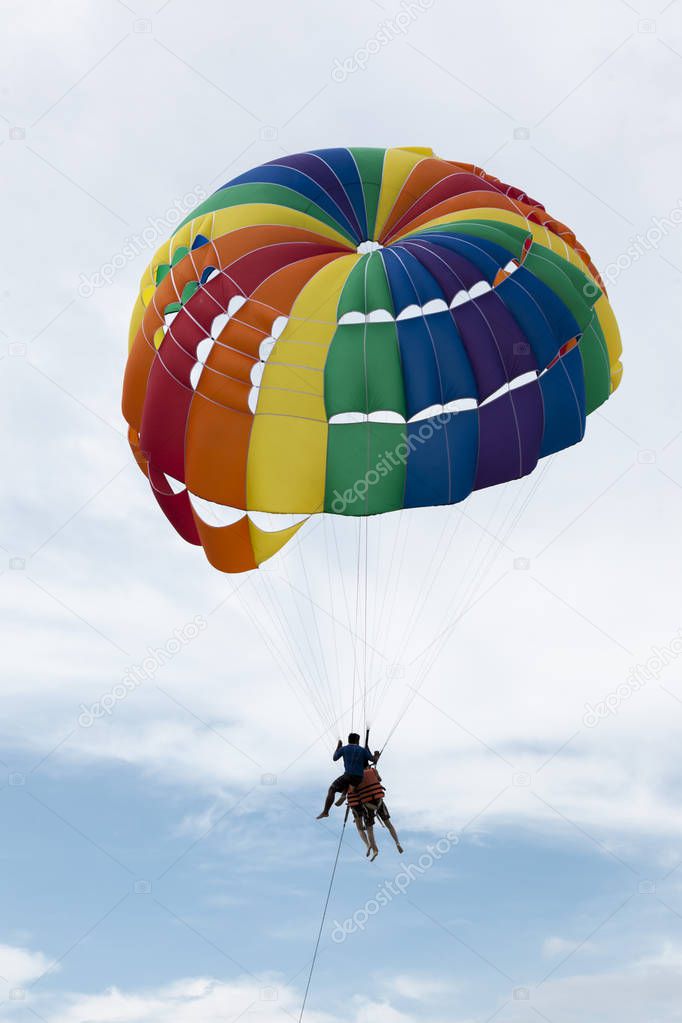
[257, 380, 327, 419]
[397, 146, 435, 157]
[249, 516, 309, 566]
[594, 293, 623, 390]
[374, 147, 432, 241]
[247, 415, 328, 514]
[190, 204, 351, 249]
[128, 295, 145, 351]
[247, 255, 357, 513]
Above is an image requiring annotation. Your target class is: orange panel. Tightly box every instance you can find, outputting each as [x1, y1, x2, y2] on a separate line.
[378, 157, 460, 242]
[193, 514, 257, 573]
[184, 400, 252, 506]
[122, 336, 156, 432]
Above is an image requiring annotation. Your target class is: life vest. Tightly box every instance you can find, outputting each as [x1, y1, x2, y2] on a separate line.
[347, 767, 385, 808]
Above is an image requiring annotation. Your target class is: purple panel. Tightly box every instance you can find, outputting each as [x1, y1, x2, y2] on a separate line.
[400, 239, 483, 295]
[452, 290, 538, 401]
[474, 379, 544, 490]
[268, 153, 363, 240]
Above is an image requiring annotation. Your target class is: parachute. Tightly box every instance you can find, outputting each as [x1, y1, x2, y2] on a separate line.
[122, 145, 622, 741]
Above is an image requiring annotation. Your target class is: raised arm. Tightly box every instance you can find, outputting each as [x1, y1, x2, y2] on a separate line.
[364, 729, 374, 763]
[333, 739, 343, 762]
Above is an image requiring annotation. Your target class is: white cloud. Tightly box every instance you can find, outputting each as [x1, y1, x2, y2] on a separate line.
[528, 946, 682, 1023]
[13, 974, 440, 1023]
[542, 935, 596, 959]
[382, 973, 459, 1001]
[16, 948, 682, 1023]
[0, 943, 52, 989]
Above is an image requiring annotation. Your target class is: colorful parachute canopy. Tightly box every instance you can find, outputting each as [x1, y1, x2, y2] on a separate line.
[123, 146, 622, 574]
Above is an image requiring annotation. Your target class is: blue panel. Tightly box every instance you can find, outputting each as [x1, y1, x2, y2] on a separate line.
[496, 267, 580, 368]
[404, 407, 478, 508]
[223, 165, 359, 240]
[395, 317, 442, 418]
[400, 238, 483, 294]
[445, 407, 479, 502]
[191, 234, 210, 250]
[383, 248, 445, 310]
[539, 346, 586, 457]
[404, 417, 450, 508]
[424, 311, 478, 402]
[311, 147, 369, 240]
[414, 231, 514, 282]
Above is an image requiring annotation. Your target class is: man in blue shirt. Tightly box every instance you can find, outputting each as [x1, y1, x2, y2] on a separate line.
[317, 731, 375, 819]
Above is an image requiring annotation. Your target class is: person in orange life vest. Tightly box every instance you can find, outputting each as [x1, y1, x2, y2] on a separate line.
[317, 731, 375, 820]
[347, 755, 403, 859]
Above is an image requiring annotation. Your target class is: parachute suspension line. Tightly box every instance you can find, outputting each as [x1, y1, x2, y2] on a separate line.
[255, 571, 336, 734]
[360, 258, 370, 740]
[351, 516, 363, 734]
[330, 515, 356, 737]
[322, 517, 342, 717]
[390, 506, 465, 683]
[261, 516, 348, 734]
[382, 486, 523, 751]
[243, 573, 326, 734]
[365, 503, 383, 711]
[296, 538, 341, 730]
[273, 538, 338, 732]
[362, 514, 369, 736]
[298, 809, 349, 1023]
[381, 462, 556, 752]
[369, 502, 465, 734]
[369, 503, 416, 721]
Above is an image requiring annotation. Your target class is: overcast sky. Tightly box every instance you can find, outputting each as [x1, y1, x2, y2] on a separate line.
[3, 0, 682, 1020]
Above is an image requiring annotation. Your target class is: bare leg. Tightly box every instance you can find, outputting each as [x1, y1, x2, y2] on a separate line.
[385, 820, 403, 853]
[354, 820, 370, 851]
[367, 824, 379, 861]
[317, 787, 336, 819]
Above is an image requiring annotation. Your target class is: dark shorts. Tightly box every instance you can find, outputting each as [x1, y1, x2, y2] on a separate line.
[352, 799, 390, 827]
[331, 772, 363, 794]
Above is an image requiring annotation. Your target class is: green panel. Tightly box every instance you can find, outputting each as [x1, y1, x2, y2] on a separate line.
[366, 322, 406, 414]
[337, 257, 370, 316]
[364, 251, 394, 311]
[524, 248, 601, 329]
[324, 323, 406, 418]
[419, 218, 529, 260]
[325, 422, 406, 515]
[336, 251, 394, 315]
[350, 147, 387, 241]
[171, 246, 189, 266]
[176, 183, 355, 242]
[579, 320, 612, 413]
[181, 281, 199, 303]
[525, 245, 610, 414]
[325, 324, 366, 416]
